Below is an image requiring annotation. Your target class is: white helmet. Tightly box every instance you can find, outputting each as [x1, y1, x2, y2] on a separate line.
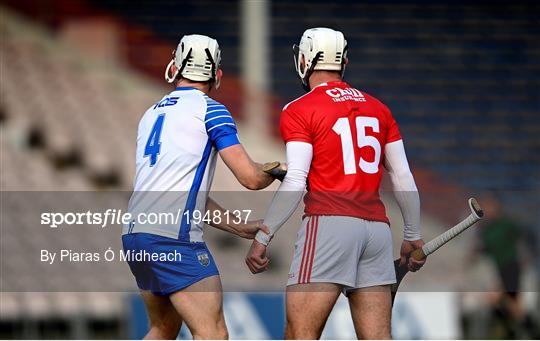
[165, 34, 221, 87]
[293, 27, 348, 91]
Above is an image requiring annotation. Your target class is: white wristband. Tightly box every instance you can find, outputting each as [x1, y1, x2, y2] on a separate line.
[255, 231, 271, 246]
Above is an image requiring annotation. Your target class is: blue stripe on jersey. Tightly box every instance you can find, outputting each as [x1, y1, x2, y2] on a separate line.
[206, 104, 226, 109]
[206, 109, 230, 115]
[179, 140, 213, 241]
[204, 99, 240, 151]
[205, 115, 234, 124]
[207, 120, 236, 131]
[207, 122, 236, 132]
[211, 131, 239, 150]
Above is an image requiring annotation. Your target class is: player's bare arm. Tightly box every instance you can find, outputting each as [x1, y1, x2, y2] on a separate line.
[219, 144, 275, 190]
[205, 197, 269, 239]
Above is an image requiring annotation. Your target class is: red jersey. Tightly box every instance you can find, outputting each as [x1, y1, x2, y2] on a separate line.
[280, 81, 402, 224]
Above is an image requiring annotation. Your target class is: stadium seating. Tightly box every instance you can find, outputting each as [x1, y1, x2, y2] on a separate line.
[270, 1, 540, 191]
[0, 9, 146, 336]
[9, 0, 538, 191]
[1, 7, 167, 189]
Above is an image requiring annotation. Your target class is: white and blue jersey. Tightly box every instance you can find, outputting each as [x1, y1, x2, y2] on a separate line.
[124, 86, 240, 242]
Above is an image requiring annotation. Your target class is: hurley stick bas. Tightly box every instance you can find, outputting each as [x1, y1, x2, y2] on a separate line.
[392, 198, 484, 305]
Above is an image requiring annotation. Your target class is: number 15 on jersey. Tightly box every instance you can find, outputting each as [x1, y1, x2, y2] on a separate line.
[332, 116, 381, 175]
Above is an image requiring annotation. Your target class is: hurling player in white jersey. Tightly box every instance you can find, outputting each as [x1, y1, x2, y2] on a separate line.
[122, 35, 277, 339]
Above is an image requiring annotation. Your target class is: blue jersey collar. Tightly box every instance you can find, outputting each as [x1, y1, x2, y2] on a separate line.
[175, 86, 198, 91]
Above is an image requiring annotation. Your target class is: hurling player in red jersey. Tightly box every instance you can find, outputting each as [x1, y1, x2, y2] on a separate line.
[246, 28, 426, 339]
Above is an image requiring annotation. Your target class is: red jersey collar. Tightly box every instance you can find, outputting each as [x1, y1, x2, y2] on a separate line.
[312, 81, 348, 90]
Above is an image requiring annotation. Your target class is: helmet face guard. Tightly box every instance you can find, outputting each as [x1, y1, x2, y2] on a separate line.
[293, 44, 301, 74]
[293, 44, 322, 92]
[165, 49, 179, 83]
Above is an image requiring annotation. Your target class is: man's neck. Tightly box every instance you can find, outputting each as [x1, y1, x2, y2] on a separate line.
[175, 80, 211, 94]
[308, 71, 342, 90]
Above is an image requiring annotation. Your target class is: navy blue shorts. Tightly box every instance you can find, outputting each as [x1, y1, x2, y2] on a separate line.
[122, 233, 219, 296]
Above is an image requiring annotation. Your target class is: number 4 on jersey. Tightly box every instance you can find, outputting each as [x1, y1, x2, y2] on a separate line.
[144, 114, 165, 166]
[332, 117, 381, 175]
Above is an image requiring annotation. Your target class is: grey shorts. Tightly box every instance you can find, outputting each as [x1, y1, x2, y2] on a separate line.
[287, 215, 396, 292]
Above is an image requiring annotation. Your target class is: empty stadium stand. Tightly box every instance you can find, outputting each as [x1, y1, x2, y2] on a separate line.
[9, 0, 538, 191]
[269, 1, 539, 191]
[1, 7, 166, 190]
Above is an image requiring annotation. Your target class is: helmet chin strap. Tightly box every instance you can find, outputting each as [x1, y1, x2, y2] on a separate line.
[204, 48, 220, 90]
[164, 48, 194, 84]
[301, 51, 322, 92]
[340, 45, 349, 79]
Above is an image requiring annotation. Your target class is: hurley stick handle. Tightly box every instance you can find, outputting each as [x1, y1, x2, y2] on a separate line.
[411, 248, 426, 261]
[409, 198, 484, 261]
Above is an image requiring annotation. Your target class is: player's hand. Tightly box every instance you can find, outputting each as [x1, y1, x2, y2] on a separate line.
[234, 219, 269, 239]
[262, 161, 287, 181]
[245, 239, 270, 274]
[400, 239, 426, 272]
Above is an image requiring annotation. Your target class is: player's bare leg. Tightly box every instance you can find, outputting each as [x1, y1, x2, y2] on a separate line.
[348, 285, 392, 339]
[169, 275, 228, 339]
[140, 290, 183, 340]
[285, 283, 341, 339]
